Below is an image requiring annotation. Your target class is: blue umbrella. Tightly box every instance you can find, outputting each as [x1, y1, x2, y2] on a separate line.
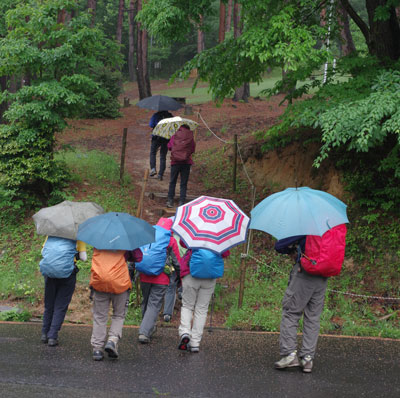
[249, 187, 349, 240]
[77, 212, 155, 250]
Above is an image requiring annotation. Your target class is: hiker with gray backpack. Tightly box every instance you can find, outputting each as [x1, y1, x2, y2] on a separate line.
[166, 124, 195, 208]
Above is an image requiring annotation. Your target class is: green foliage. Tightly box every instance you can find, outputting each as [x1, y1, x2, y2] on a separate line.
[0, 309, 31, 322]
[0, 147, 137, 314]
[0, 0, 122, 210]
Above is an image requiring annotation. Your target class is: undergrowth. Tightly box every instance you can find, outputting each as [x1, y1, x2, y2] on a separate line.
[0, 147, 139, 321]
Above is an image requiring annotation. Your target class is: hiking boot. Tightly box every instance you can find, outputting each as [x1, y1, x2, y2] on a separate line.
[189, 345, 199, 353]
[274, 351, 300, 369]
[105, 340, 119, 359]
[150, 325, 157, 337]
[41, 333, 48, 344]
[93, 349, 104, 361]
[157, 174, 163, 181]
[163, 314, 171, 323]
[300, 355, 313, 373]
[178, 333, 190, 351]
[48, 338, 58, 347]
[150, 168, 157, 176]
[166, 199, 174, 208]
[138, 334, 150, 344]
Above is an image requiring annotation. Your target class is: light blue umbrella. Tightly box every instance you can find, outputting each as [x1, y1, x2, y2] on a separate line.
[249, 187, 349, 240]
[77, 212, 155, 250]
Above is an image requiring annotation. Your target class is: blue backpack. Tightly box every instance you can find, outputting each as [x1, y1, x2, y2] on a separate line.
[40, 237, 77, 278]
[189, 249, 224, 279]
[136, 226, 171, 276]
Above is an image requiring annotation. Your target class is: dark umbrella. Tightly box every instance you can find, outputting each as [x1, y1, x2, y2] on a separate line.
[136, 95, 183, 111]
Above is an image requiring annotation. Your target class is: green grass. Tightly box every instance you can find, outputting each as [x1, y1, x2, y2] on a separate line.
[0, 147, 138, 318]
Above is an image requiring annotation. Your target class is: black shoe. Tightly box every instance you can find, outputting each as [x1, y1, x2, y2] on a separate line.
[157, 175, 163, 181]
[41, 334, 48, 344]
[166, 200, 173, 208]
[48, 338, 58, 347]
[93, 349, 104, 361]
[105, 340, 119, 359]
[178, 200, 185, 206]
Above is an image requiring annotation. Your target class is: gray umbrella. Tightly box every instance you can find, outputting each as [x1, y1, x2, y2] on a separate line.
[136, 95, 183, 111]
[33, 200, 105, 240]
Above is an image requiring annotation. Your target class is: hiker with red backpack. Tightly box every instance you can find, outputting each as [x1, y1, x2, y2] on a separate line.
[273, 224, 347, 373]
[166, 124, 195, 208]
[90, 247, 142, 361]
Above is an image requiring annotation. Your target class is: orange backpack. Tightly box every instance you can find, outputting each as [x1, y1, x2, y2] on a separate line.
[90, 249, 132, 294]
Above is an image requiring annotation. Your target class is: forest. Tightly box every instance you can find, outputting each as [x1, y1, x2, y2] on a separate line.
[0, 0, 399, 336]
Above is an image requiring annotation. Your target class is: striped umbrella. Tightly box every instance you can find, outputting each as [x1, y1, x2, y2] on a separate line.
[172, 196, 250, 254]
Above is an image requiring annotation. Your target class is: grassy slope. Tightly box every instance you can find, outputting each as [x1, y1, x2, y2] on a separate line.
[1, 75, 399, 337]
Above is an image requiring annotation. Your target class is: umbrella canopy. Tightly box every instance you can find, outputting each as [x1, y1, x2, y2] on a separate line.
[136, 95, 183, 111]
[249, 187, 349, 240]
[152, 116, 199, 139]
[33, 200, 104, 240]
[172, 196, 250, 254]
[77, 212, 155, 250]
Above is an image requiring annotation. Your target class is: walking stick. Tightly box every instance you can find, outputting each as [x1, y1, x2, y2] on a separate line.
[208, 292, 215, 333]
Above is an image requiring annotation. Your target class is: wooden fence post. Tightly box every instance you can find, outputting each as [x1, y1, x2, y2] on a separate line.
[119, 127, 128, 182]
[238, 254, 247, 309]
[233, 134, 237, 192]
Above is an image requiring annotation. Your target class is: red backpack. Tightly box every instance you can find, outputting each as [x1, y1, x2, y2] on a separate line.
[171, 127, 194, 163]
[300, 224, 347, 277]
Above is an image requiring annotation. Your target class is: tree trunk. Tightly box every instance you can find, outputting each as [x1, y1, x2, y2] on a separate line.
[116, 0, 124, 43]
[87, 0, 97, 27]
[0, 76, 8, 124]
[338, 3, 356, 56]
[233, 2, 249, 102]
[128, 0, 137, 81]
[136, 0, 151, 99]
[341, 0, 400, 61]
[197, 15, 205, 53]
[219, 1, 226, 43]
[226, 0, 232, 32]
[365, 0, 400, 61]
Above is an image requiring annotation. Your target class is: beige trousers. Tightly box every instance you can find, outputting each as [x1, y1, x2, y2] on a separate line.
[179, 274, 216, 347]
[90, 289, 129, 350]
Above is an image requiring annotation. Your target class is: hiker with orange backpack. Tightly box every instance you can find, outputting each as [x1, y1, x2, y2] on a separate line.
[90, 248, 142, 361]
[166, 124, 195, 208]
[273, 224, 347, 373]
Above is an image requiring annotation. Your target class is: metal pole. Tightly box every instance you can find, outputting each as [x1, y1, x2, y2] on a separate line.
[233, 134, 237, 192]
[119, 127, 128, 182]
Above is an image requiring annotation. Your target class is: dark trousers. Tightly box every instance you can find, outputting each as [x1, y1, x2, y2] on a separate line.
[42, 272, 76, 339]
[168, 164, 191, 202]
[150, 135, 169, 177]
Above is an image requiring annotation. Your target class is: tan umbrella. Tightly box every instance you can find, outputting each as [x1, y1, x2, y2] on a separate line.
[152, 116, 199, 139]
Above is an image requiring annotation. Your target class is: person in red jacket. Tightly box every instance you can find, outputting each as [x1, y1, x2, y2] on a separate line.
[166, 125, 195, 208]
[138, 217, 181, 343]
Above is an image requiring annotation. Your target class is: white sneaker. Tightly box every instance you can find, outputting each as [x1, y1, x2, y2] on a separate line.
[300, 355, 313, 373]
[274, 351, 300, 369]
[150, 168, 157, 176]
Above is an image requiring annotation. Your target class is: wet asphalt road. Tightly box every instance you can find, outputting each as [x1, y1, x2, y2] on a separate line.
[1, 322, 399, 398]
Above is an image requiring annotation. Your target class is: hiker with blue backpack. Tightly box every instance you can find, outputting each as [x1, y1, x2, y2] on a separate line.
[273, 224, 347, 373]
[136, 217, 181, 343]
[178, 248, 230, 353]
[39, 236, 87, 347]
